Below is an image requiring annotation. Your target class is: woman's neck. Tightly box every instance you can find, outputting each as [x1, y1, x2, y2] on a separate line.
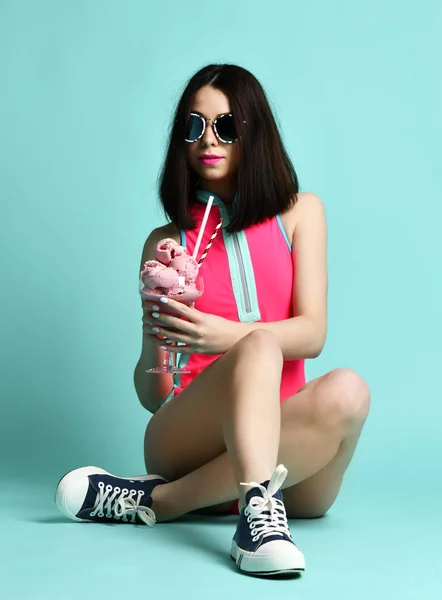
[198, 177, 237, 204]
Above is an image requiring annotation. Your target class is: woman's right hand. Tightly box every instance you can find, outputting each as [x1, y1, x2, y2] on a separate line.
[142, 298, 177, 346]
[141, 298, 186, 346]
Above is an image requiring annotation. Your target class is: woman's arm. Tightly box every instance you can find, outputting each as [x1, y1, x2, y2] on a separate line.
[133, 225, 180, 413]
[226, 193, 328, 360]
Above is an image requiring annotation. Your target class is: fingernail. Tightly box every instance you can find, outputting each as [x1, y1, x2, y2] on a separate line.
[160, 345, 168, 350]
[152, 312, 160, 318]
[160, 297, 169, 304]
[152, 327, 160, 334]
[165, 339, 172, 344]
[152, 304, 160, 311]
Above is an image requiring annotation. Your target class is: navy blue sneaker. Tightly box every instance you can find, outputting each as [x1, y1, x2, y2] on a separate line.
[230, 464, 306, 576]
[55, 466, 167, 526]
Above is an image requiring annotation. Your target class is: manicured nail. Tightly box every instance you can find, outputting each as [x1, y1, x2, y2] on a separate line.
[165, 339, 172, 344]
[160, 297, 169, 304]
[152, 327, 160, 334]
[152, 305, 160, 311]
[160, 345, 168, 350]
[152, 312, 160, 318]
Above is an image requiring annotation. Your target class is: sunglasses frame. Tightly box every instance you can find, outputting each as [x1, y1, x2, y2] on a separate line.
[185, 112, 245, 144]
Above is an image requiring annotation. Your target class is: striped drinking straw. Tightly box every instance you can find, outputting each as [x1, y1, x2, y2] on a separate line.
[197, 218, 224, 266]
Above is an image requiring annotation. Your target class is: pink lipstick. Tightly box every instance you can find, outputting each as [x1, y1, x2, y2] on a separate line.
[199, 154, 224, 165]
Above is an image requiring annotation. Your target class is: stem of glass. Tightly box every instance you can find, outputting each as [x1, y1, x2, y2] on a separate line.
[168, 342, 177, 368]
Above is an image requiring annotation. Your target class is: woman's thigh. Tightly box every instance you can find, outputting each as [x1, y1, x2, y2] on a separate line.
[144, 329, 282, 482]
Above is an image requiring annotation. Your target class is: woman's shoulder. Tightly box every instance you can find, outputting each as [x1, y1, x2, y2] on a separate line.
[152, 222, 181, 244]
[280, 191, 323, 244]
[139, 222, 181, 272]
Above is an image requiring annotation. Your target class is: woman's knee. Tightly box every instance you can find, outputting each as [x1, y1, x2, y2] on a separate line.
[233, 329, 283, 368]
[313, 368, 371, 432]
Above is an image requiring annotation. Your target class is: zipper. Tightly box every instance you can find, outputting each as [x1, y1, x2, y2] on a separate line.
[232, 233, 252, 314]
[218, 201, 260, 322]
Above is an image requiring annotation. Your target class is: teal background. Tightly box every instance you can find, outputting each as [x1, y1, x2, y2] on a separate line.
[1, 0, 441, 597]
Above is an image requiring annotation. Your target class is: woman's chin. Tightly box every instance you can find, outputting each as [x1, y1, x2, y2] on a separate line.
[198, 168, 233, 182]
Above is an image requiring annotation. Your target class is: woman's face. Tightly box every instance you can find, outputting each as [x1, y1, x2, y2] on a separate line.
[185, 86, 241, 186]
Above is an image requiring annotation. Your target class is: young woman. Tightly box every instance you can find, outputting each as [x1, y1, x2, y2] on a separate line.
[55, 64, 371, 577]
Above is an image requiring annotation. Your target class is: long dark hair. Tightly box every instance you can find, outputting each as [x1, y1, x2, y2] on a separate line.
[158, 64, 300, 234]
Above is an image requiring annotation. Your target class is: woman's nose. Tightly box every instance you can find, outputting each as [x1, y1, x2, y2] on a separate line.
[202, 120, 217, 144]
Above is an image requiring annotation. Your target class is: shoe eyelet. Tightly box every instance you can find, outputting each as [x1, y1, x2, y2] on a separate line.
[105, 485, 113, 492]
[98, 512, 104, 518]
[98, 482, 104, 489]
[247, 516, 252, 523]
[251, 529, 257, 535]
[252, 536, 259, 542]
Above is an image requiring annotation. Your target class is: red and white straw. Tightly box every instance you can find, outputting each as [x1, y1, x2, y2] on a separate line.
[192, 195, 214, 259]
[198, 218, 224, 266]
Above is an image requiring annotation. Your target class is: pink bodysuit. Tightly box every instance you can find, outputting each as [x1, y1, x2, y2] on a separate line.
[171, 188, 305, 400]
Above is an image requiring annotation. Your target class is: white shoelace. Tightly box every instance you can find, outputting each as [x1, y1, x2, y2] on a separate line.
[89, 482, 156, 526]
[240, 464, 292, 543]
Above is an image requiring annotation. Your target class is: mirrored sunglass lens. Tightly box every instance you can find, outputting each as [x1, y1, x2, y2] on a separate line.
[216, 115, 237, 142]
[186, 114, 204, 141]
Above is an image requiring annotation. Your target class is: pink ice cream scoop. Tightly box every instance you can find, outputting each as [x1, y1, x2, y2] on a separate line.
[174, 283, 200, 304]
[169, 254, 199, 283]
[155, 238, 186, 266]
[140, 239, 201, 303]
[140, 260, 179, 290]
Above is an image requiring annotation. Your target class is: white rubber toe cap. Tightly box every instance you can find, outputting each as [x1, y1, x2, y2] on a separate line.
[232, 539, 306, 574]
[55, 466, 108, 521]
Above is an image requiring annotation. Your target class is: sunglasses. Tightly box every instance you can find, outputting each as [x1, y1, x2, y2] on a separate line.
[185, 112, 243, 144]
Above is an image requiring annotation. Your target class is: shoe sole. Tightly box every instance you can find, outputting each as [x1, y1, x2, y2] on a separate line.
[55, 466, 165, 522]
[230, 540, 305, 576]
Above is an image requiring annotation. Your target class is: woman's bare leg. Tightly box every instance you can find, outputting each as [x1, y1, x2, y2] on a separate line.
[152, 369, 370, 520]
[151, 402, 341, 520]
[146, 329, 283, 513]
[145, 329, 370, 521]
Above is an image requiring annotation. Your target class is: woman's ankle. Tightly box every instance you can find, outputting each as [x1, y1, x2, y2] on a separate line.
[150, 482, 180, 522]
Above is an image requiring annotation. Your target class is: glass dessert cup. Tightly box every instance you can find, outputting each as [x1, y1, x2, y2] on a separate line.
[140, 276, 204, 374]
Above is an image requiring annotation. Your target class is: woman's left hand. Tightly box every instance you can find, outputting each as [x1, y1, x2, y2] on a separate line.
[142, 297, 236, 355]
